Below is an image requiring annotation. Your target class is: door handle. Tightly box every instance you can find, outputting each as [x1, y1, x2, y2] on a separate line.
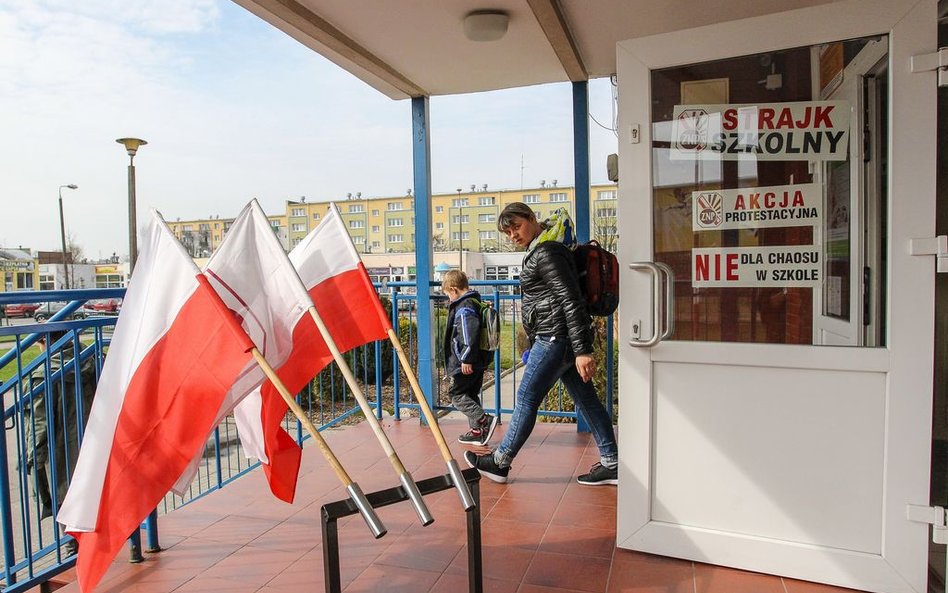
[628, 262, 662, 347]
[627, 261, 675, 347]
[656, 262, 675, 341]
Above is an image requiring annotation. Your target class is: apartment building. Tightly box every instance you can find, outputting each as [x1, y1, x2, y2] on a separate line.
[167, 183, 617, 258]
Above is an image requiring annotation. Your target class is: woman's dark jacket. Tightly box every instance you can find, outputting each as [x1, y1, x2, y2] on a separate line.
[520, 241, 594, 355]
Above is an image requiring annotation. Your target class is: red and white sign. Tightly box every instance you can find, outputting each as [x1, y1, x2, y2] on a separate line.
[672, 101, 850, 161]
[692, 245, 821, 287]
[692, 183, 822, 231]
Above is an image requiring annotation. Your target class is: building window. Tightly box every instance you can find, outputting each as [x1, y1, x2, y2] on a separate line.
[291, 223, 306, 232]
[451, 232, 470, 241]
[387, 202, 404, 211]
[199, 223, 210, 231]
[478, 213, 496, 223]
[479, 230, 496, 240]
[435, 206, 444, 213]
[389, 218, 404, 227]
[388, 234, 404, 243]
[597, 190, 617, 200]
[371, 209, 379, 216]
[349, 220, 365, 229]
[435, 222, 444, 230]
[372, 241, 381, 248]
[270, 220, 280, 228]
[523, 194, 539, 204]
[183, 225, 193, 232]
[39, 274, 54, 291]
[452, 198, 469, 208]
[353, 235, 365, 244]
[312, 213, 320, 220]
[372, 225, 380, 233]
[292, 237, 302, 246]
[597, 208, 617, 217]
[451, 215, 469, 224]
[291, 208, 305, 217]
[214, 223, 220, 229]
[599, 227, 617, 235]
[478, 196, 495, 206]
[549, 192, 568, 202]
[348, 204, 364, 213]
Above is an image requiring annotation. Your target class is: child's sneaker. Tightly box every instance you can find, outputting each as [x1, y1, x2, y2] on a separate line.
[464, 450, 509, 483]
[458, 429, 484, 445]
[478, 414, 498, 445]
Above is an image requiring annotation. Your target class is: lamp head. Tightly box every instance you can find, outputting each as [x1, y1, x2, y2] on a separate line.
[63, 184, 78, 190]
[116, 137, 148, 156]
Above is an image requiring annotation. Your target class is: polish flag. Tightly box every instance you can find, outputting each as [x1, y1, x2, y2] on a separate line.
[172, 199, 312, 497]
[57, 212, 255, 593]
[239, 203, 393, 502]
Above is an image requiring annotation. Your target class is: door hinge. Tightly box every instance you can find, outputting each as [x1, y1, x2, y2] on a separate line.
[909, 236, 948, 272]
[907, 504, 948, 544]
[910, 48, 948, 87]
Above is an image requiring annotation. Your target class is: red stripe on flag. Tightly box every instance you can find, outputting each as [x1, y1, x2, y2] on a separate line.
[71, 281, 253, 593]
[257, 267, 391, 502]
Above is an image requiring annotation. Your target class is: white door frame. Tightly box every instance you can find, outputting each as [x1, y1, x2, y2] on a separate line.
[615, 1, 936, 591]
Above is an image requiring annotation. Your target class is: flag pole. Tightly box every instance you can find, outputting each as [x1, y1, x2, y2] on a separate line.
[250, 348, 387, 539]
[307, 307, 435, 526]
[386, 328, 475, 510]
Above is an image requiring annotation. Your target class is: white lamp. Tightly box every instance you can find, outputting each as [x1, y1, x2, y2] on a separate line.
[463, 10, 509, 42]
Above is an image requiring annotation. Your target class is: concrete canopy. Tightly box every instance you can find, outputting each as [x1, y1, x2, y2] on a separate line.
[232, 0, 842, 99]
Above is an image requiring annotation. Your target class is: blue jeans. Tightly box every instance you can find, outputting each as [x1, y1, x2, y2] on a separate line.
[494, 335, 618, 468]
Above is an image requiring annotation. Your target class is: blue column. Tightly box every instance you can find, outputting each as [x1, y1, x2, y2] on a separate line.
[573, 81, 591, 243]
[573, 80, 591, 433]
[412, 96, 437, 424]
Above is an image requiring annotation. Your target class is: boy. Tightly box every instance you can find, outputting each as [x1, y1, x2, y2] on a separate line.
[442, 270, 498, 446]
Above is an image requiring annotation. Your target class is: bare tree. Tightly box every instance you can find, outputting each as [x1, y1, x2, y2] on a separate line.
[592, 214, 618, 253]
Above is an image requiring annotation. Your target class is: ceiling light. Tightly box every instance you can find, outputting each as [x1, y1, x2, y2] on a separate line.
[463, 10, 508, 42]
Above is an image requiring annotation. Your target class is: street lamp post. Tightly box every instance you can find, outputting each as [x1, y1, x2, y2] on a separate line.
[116, 138, 147, 274]
[58, 184, 78, 289]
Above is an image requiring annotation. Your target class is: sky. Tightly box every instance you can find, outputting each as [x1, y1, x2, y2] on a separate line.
[0, 0, 618, 261]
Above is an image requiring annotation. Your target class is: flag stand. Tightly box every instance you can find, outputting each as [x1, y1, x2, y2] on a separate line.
[321, 467, 483, 593]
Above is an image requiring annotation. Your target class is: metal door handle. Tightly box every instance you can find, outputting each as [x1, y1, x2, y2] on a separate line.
[628, 261, 675, 347]
[656, 262, 675, 341]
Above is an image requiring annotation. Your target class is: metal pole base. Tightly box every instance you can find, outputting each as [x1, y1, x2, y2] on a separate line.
[400, 472, 434, 526]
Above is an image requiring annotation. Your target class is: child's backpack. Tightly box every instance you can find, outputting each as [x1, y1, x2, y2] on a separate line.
[573, 241, 620, 316]
[475, 299, 501, 352]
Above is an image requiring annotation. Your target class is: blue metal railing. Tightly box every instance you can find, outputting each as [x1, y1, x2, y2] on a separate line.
[0, 282, 616, 592]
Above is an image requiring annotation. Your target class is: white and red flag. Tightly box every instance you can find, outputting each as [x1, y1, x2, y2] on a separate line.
[242, 202, 393, 502]
[57, 212, 255, 593]
[172, 199, 312, 498]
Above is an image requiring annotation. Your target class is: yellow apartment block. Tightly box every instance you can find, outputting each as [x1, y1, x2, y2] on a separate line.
[169, 183, 617, 256]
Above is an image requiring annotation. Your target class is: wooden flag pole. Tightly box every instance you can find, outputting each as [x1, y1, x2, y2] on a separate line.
[307, 307, 434, 526]
[386, 328, 476, 510]
[251, 348, 386, 538]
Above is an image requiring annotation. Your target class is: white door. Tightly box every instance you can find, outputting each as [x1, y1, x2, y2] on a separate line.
[615, 1, 937, 592]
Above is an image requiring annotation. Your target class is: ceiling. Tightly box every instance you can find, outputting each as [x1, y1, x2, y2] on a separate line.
[233, 0, 842, 100]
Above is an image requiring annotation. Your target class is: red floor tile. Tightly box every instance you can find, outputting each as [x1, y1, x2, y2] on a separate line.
[523, 551, 612, 592]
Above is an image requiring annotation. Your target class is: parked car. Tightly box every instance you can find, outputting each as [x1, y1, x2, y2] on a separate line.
[33, 302, 86, 322]
[82, 298, 121, 314]
[3, 303, 40, 318]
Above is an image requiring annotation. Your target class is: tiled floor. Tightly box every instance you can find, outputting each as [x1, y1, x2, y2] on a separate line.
[53, 418, 869, 593]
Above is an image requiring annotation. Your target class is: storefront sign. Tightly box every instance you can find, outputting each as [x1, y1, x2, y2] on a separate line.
[692, 183, 822, 231]
[95, 265, 120, 274]
[0, 261, 33, 272]
[672, 101, 849, 161]
[692, 245, 821, 287]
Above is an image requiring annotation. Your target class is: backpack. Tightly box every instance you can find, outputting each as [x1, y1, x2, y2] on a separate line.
[474, 299, 501, 351]
[573, 241, 620, 316]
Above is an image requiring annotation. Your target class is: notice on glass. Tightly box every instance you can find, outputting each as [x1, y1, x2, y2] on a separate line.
[692, 183, 822, 231]
[671, 101, 849, 161]
[692, 245, 821, 287]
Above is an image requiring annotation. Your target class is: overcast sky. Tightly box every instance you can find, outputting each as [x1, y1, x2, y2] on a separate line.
[1, 0, 618, 261]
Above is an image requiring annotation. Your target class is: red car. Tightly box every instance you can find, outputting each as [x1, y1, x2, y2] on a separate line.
[84, 299, 121, 313]
[3, 303, 40, 318]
